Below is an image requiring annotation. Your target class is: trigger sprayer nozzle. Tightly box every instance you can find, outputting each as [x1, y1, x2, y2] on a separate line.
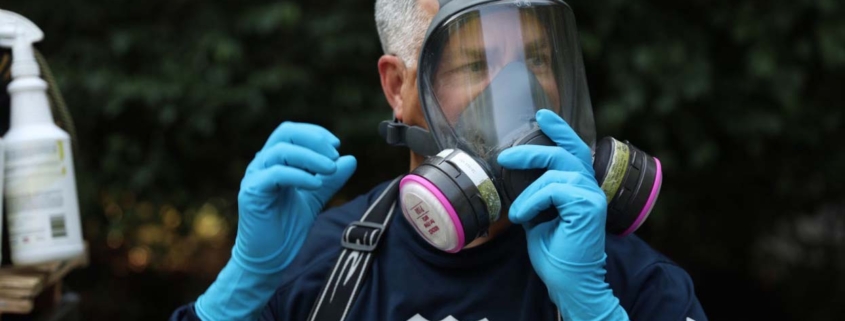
[10, 37, 39, 78]
[0, 25, 15, 37]
[0, 9, 45, 78]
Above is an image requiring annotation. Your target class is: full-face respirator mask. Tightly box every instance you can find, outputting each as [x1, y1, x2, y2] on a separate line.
[379, 0, 663, 253]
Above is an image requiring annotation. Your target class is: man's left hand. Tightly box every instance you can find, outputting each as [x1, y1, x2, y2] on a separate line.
[497, 109, 629, 321]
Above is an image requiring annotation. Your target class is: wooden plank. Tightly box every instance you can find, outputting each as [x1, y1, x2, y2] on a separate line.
[0, 288, 40, 299]
[0, 274, 43, 290]
[0, 244, 89, 315]
[0, 297, 33, 314]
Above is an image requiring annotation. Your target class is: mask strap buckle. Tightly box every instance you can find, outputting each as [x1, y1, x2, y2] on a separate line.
[378, 118, 440, 157]
[341, 220, 387, 252]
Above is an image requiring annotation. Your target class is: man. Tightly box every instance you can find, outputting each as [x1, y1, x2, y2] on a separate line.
[171, 0, 707, 320]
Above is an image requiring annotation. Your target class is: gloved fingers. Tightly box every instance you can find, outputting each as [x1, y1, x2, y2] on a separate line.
[535, 109, 593, 167]
[258, 142, 338, 175]
[242, 164, 322, 193]
[509, 177, 605, 227]
[261, 121, 341, 160]
[497, 145, 591, 174]
[309, 155, 358, 207]
[523, 217, 606, 275]
[512, 170, 597, 211]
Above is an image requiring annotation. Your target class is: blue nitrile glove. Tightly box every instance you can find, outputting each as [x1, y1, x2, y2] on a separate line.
[497, 109, 628, 321]
[196, 122, 357, 321]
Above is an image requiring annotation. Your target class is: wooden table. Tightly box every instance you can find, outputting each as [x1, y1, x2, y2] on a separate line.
[0, 247, 88, 320]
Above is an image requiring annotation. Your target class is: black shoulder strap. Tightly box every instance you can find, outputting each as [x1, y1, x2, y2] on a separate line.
[307, 177, 402, 321]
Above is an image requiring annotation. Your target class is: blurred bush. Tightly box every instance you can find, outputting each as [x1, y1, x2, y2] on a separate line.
[0, 0, 843, 320]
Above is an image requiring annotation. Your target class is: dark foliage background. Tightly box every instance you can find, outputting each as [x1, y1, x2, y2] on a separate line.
[1, 0, 844, 320]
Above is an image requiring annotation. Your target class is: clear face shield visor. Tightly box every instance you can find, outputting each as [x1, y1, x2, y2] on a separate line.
[418, 1, 596, 165]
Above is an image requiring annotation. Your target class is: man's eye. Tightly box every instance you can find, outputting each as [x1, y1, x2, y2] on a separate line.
[460, 61, 487, 73]
[526, 55, 553, 75]
[436, 60, 488, 87]
[528, 56, 549, 67]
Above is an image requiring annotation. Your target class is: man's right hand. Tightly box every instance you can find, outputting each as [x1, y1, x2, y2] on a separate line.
[234, 121, 358, 274]
[196, 121, 356, 321]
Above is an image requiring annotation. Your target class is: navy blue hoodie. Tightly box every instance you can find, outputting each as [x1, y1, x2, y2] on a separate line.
[171, 180, 707, 321]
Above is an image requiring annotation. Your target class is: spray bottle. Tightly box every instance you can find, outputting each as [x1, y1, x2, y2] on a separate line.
[0, 10, 84, 265]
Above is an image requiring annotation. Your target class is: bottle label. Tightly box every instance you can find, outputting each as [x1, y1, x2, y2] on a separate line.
[4, 139, 79, 249]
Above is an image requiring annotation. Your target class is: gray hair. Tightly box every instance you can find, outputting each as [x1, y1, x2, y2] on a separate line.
[374, 0, 431, 67]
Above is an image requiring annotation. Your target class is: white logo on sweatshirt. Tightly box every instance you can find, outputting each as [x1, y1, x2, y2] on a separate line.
[407, 314, 489, 321]
[329, 250, 363, 302]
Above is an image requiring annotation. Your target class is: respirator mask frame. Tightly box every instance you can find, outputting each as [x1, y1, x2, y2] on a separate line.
[378, 0, 663, 253]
